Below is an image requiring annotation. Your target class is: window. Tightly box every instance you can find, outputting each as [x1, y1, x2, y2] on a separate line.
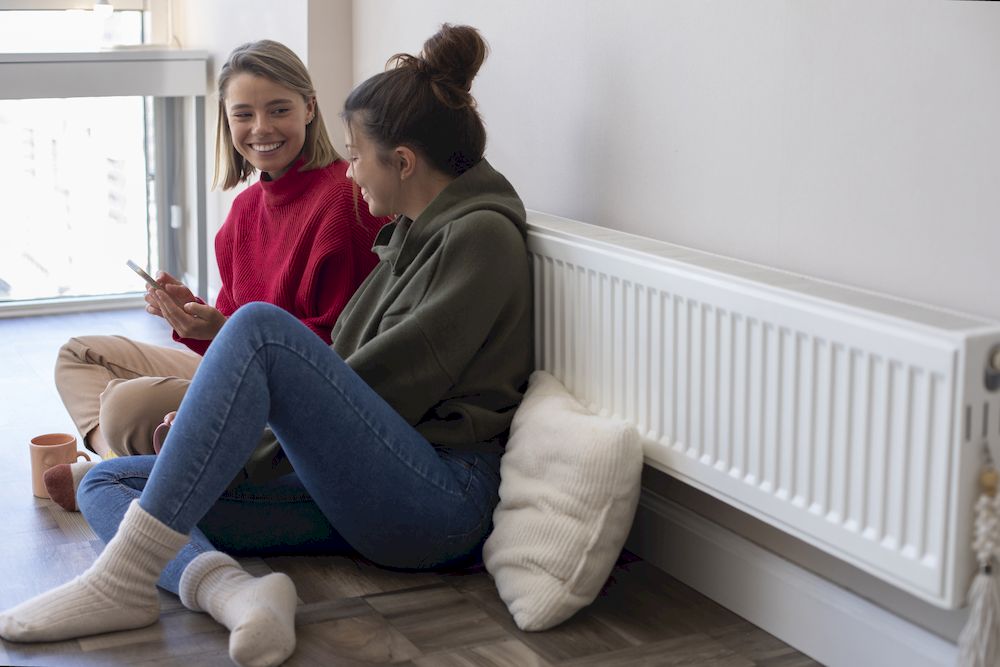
[0, 1, 207, 315]
[0, 4, 143, 52]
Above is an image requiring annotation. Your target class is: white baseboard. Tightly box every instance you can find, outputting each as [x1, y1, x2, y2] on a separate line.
[626, 488, 957, 667]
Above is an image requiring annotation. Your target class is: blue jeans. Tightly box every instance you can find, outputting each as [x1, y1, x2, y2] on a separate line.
[77, 302, 502, 594]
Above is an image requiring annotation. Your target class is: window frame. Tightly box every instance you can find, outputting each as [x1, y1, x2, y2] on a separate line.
[0, 1, 145, 11]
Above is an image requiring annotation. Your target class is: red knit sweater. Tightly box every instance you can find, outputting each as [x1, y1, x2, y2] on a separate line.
[175, 159, 387, 355]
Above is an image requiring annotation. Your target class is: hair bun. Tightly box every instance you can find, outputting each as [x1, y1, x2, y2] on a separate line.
[419, 24, 488, 94]
[386, 24, 488, 110]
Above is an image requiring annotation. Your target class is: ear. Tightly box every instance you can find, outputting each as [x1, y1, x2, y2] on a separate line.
[305, 96, 317, 125]
[394, 146, 418, 180]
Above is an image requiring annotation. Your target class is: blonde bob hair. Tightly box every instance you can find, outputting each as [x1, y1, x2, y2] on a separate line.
[214, 40, 340, 190]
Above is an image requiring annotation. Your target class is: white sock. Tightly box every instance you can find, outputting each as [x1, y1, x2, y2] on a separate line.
[179, 551, 298, 667]
[0, 500, 188, 642]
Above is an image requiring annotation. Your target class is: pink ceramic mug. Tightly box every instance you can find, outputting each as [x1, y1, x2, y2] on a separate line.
[30, 433, 91, 498]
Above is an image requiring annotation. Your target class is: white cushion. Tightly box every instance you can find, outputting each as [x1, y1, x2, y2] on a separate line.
[483, 370, 643, 631]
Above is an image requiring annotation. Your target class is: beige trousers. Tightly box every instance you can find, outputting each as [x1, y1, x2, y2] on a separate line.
[55, 335, 202, 456]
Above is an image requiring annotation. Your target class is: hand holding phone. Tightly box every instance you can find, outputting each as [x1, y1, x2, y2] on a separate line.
[126, 259, 165, 291]
[129, 259, 183, 310]
[128, 261, 227, 340]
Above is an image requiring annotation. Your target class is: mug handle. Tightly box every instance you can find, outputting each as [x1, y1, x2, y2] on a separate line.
[75, 451, 92, 462]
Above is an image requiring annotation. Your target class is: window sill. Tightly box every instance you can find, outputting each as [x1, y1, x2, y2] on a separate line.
[0, 48, 208, 99]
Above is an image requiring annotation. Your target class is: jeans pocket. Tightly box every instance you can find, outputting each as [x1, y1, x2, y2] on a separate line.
[445, 456, 500, 539]
[437, 448, 477, 493]
[402, 450, 501, 568]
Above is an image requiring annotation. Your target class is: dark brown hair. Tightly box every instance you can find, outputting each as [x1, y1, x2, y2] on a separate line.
[214, 40, 340, 190]
[342, 24, 488, 176]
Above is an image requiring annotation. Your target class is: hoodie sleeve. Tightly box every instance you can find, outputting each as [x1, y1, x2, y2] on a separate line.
[343, 212, 528, 426]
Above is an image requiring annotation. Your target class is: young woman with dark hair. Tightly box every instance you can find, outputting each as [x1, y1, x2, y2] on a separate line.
[0, 25, 531, 667]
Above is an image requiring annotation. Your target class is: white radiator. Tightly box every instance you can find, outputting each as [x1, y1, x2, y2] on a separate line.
[526, 210, 1000, 609]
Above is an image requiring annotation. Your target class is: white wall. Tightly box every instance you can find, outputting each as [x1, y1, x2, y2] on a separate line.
[353, 0, 1000, 321]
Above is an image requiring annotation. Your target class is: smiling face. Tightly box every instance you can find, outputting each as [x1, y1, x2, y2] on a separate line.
[224, 72, 315, 181]
[344, 122, 402, 218]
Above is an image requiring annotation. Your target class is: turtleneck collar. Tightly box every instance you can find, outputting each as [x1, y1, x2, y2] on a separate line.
[258, 158, 314, 207]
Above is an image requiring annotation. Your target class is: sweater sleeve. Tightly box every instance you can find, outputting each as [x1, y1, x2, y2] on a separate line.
[344, 214, 527, 425]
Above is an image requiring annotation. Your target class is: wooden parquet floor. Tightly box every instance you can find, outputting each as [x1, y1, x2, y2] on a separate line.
[0, 308, 819, 666]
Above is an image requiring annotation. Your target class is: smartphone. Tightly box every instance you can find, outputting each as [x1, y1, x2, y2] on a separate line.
[126, 259, 164, 291]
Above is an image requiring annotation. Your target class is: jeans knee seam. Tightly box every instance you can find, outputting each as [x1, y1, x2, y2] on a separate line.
[80, 467, 147, 505]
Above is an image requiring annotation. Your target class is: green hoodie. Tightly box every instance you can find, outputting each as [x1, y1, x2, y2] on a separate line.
[332, 158, 532, 451]
[233, 159, 531, 485]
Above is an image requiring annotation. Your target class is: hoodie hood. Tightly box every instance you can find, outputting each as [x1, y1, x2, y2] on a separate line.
[375, 159, 526, 275]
